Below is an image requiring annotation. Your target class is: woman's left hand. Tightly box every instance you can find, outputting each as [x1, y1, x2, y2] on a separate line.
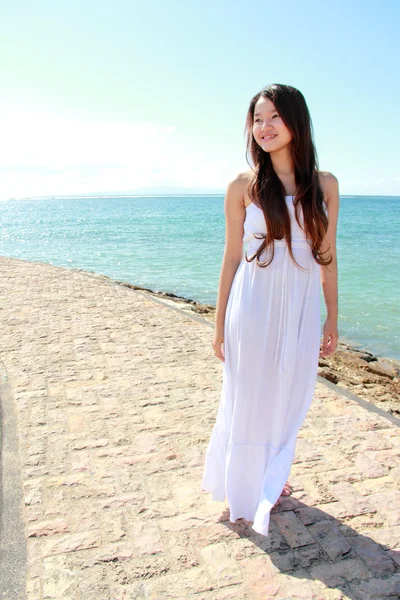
[320, 317, 338, 358]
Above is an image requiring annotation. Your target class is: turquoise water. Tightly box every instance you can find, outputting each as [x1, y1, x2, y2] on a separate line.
[0, 195, 399, 360]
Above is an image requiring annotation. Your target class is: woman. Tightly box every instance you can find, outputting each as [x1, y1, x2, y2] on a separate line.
[200, 83, 339, 537]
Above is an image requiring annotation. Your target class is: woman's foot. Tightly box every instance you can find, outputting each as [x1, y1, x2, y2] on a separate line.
[218, 480, 293, 519]
[217, 506, 253, 525]
[217, 506, 231, 522]
[272, 480, 292, 509]
[281, 480, 293, 496]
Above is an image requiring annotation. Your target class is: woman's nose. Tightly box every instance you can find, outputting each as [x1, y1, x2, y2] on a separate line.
[260, 119, 273, 130]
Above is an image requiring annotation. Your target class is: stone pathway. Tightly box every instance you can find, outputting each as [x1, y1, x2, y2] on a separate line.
[0, 256, 399, 600]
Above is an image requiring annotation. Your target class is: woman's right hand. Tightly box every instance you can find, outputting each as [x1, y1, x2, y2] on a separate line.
[212, 328, 225, 362]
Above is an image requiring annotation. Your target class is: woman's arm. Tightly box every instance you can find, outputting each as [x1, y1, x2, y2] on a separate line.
[320, 173, 340, 357]
[212, 176, 246, 361]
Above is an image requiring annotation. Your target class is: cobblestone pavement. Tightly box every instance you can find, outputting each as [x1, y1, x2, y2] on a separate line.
[0, 256, 399, 600]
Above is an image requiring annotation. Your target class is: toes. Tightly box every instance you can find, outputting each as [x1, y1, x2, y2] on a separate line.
[272, 497, 282, 509]
[217, 507, 230, 522]
[281, 482, 293, 496]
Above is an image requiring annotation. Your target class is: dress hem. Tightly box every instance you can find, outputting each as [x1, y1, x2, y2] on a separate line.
[200, 425, 296, 537]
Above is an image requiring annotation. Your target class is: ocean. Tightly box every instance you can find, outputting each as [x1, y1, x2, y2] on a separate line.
[0, 194, 399, 360]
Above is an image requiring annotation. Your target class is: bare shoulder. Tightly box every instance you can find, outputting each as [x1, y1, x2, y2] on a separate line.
[226, 170, 255, 208]
[231, 169, 256, 188]
[233, 169, 257, 207]
[240, 169, 257, 187]
[318, 171, 339, 205]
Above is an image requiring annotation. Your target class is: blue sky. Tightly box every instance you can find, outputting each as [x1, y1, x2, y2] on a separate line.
[1, 0, 399, 198]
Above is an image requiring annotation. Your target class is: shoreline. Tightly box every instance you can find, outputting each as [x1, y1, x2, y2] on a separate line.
[104, 274, 400, 418]
[4, 256, 400, 416]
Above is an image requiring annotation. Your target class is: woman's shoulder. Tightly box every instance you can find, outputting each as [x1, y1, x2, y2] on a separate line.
[317, 171, 338, 195]
[237, 170, 258, 194]
[227, 170, 256, 206]
[236, 169, 338, 189]
[317, 171, 339, 207]
[230, 169, 256, 185]
[229, 170, 339, 204]
[318, 170, 338, 185]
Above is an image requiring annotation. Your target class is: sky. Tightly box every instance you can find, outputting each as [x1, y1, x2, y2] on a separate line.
[0, 0, 399, 199]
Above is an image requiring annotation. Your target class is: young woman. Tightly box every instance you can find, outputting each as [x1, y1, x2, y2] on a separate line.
[200, 83, 339, 537]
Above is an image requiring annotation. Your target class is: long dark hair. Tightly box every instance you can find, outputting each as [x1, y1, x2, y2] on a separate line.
[244, 83, 331, 269]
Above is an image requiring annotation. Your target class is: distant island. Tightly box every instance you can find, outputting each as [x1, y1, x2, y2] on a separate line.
[5, 189, 400, 201]
[11, 185, 226, 201]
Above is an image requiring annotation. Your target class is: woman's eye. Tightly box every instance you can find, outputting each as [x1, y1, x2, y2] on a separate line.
[254, 115, 279, 122]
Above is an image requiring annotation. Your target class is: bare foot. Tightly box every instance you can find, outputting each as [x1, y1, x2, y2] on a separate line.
[272, 480, 293, 509]
[218, 481, 293, 521]
[217, 506, 231, 522]
[281, 480, 293, 496]
[217, 506, 253, 525]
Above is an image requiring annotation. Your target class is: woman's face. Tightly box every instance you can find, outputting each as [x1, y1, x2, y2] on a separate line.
[252, 96, 293, 152]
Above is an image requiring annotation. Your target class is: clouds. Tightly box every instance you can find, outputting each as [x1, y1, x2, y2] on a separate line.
[0, 110, 238, 198]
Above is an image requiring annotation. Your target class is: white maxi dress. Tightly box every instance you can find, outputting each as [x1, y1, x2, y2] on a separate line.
[200, 195, 322, 536]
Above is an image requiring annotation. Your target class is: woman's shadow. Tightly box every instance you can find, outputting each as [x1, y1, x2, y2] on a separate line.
[218, 494, 400, 599]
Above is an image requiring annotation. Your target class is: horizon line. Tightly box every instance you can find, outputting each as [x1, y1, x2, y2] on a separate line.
[4, 193, 400, 201]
